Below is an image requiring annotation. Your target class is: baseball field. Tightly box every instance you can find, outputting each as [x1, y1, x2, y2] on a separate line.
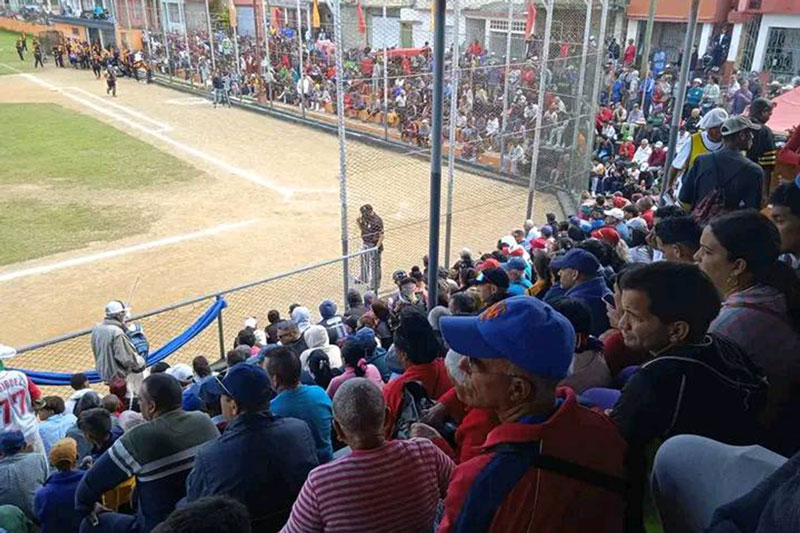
[0, 28, 561, 379]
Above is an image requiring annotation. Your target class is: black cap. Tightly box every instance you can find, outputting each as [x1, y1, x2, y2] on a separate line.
[475, 268, 510, 289]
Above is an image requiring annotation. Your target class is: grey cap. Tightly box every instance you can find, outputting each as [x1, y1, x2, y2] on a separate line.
[721, 116, 762, 136]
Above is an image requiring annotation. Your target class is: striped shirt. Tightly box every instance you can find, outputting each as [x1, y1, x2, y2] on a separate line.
[281, 438, 454, 533]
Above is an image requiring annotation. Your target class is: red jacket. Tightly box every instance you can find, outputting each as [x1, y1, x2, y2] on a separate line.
[438, 388, 626, 533]
[435, 388, 498, 464]
[384, 359, 452, 438]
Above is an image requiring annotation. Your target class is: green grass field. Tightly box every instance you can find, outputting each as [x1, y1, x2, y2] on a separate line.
[0, 103, 199, 266]
[0, 29, 36, 74]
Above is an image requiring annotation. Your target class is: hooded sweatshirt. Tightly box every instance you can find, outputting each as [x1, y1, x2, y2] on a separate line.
[562, 276, 612, 336]
[291, 307, 312, 334]
[300, 325, 342, 371]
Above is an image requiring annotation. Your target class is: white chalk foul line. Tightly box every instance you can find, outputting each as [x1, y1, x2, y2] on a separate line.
[64, 86, 173, 132]
[0, 219, 258, 283]
[11, 71, 336, 198]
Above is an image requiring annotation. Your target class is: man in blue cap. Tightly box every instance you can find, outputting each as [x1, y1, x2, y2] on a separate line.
[186, 363, 318, 532]
[547, 248, 612, 336]
[503, 257, 532, 296]
[436, 296, 627, 532]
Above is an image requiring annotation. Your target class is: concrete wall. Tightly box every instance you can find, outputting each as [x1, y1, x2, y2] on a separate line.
[752, 13, 800, 72]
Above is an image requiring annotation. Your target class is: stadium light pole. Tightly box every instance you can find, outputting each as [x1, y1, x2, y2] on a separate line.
[427, 0, 446, 310]
[662, 0, 699, 202]
[444, 0, 460, 268]
[525, 0, 554, 221]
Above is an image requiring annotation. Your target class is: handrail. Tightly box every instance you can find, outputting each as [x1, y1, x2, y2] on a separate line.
[14, 247, 377, 354]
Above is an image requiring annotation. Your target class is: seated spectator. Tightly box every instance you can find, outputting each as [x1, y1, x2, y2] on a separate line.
[181, 356, 213, 412]
[38, 396, 77, 455]
[102, 394, 123, 416]
[266, 347, 334, 464]
[550, 297, 613, 394]
[370, 300, 394, 349]
[109, 376, 139, 412]
[118, 411, 145, 432]
[76, 373, 220, 533]
[152, 496, 251, 533]
[475, 268, 511, 311]
[265, 310, 282, 344]
[299, 325, 342, 371]
[411, 350, 499, 464]
[697, 210, 800, 454]
[343, 289, 366, 321]
[281, 378, 454, 532]
[186, 364, 318, 532]
[547, 248, 612, 336]
[277, 321, 309, 358]
[652, 434, 796, 533]
[383, 308, 452, 437]
[327, 339, 384, 398]
[78, 407, 123, 460]
[448, 291, 478, 315]
[352, 327, 390, 382]
[0, 430, 48, 521]
[610, 262, 768, 529]
[428, 305, 452, 350]
[197, 378, 228, 432]
[34, 438, 85, 533]
[151, 362, 171, 373]
[769, 179, 800, 273]
[438, 296, 627, 532]
[65, 391, 101, 460]
[655, 215, 701, 263]
[0, 504, 32, 533]
[318, 300, 347, 342]
[290, 307, 312, 334]
[504, 257, 532, 295]
[65, 373, 93, 415]
[227, 346, 250, 368]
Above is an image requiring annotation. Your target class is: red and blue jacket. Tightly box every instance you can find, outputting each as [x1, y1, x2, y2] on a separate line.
[438, 388, 627, 533]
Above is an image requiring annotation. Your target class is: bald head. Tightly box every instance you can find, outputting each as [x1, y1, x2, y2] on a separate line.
[333, 378, 385, 434]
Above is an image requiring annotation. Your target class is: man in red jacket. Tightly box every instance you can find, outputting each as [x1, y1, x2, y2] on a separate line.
[437, 296, 627, 532]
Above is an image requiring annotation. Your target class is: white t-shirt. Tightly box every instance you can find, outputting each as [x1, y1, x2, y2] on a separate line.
[0, 369, 38, 438]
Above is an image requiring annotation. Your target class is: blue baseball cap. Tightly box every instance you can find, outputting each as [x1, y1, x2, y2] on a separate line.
[550, 248, 601, 275]
[0, 430, 25, 455]
[503, 257, 528, 272]
[439, 296, 575, 379]
[221, 363, 274, 405]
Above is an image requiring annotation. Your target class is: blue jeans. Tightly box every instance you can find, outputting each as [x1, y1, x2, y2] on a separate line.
[651, 435, 787, 532]
[80, 512, 138, 533]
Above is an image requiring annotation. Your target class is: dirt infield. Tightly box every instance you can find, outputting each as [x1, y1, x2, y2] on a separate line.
[0, 65, 562, 378]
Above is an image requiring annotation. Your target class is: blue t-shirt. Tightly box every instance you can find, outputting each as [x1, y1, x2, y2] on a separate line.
[270, 385, 334, 464]
[508, 278, 533, 296]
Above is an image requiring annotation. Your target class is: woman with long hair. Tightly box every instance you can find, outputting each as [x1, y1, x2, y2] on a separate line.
[695, 210, 800, 454]
[528, 252, 554, 299]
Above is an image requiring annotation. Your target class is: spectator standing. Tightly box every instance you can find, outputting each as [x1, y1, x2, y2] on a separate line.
[0, 430, 48, 521]
[667, 107, 727, 192]
[747, 98, 777, 202]
[91, 301, 145, 393]
[679, 116, 764, 213]
[438, 296, 627, 532]
[0, 345, 43, 452]
[697, 211, 800, 454]
[547, 249, 612, 336]
[266, 347, 334, 464]
[76, 374, 220, 533]
[281, 378, 454, 533]
[356, 204, 384, 291]
[34, 438, 86, 533]
[731, 79, 753, 115]
[623, 39, 636, 66]
[186, 364, 318, 532]
[38, 396, 77, 455]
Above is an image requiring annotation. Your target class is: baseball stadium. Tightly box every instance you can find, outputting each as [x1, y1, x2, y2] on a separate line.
[1, 0, 799, 529]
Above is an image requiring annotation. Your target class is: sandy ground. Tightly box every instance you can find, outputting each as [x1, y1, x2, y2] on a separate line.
[0, 64, 561, 389]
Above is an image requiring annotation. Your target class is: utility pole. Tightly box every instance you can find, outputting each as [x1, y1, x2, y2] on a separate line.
[639, 0, 657, 80]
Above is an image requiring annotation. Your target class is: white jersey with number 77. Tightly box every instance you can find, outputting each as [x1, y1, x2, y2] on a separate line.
[0, 369, 39, 439]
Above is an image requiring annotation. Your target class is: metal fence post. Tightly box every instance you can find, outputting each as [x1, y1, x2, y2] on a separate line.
[205, 0, 216, 71]
[444, 0, 460, 268]
[215, 295, 225, 360]
[525, 0, 554, 220]
[296, 0, 306, 118]
[427, 0, 446, 310]
[382, 0, 389, 141]
[584, 0, 609, 174]
[498, 0, 514, 173]
[568, 0, 593, 188]
[333, 0, 350, 306]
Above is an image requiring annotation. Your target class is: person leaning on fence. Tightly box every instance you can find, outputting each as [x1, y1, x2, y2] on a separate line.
[356, 204, 384, 291]
[91, 301, 146, 394]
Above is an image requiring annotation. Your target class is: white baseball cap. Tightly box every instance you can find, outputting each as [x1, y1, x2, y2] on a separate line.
[0, 344, 17, 360]
[166, 363, 193, 383]
[244, 317, 258, 329]
[699, 108, 729, 129]
[105, 300, 130, 317]
[604, 208, 625, 220]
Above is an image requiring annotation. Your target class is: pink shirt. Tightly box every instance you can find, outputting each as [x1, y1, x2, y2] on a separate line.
[326, 365, 384, 399]
[281, 439, 454, 533]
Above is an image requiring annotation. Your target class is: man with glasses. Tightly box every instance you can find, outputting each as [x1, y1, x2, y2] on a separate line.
[186, 363, 318, 532]
[679, 116, 764, 212]
[437, 296, 627, 532]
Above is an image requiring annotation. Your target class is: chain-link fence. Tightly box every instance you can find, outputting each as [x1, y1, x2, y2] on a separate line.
[12, 248, 376, 397]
